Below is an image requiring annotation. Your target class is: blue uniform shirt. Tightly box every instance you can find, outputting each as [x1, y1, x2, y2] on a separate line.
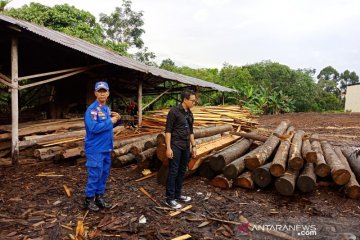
[84, 100, 121, 154]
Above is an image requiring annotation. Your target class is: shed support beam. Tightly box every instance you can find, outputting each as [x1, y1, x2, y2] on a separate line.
[11, 36, 19, 164]
[137, 77, 143, 127]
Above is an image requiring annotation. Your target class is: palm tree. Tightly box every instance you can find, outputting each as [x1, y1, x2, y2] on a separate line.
[0, 0, 12, 12]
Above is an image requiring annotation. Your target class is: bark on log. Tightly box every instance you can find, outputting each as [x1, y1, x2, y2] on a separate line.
[211, 174, 233, 189]
[270, 126, 295, 177]
[112, 153, 135, 167]
[129, 137, 156, 155]
[209, 138, 252, 172]
[302, 138, 317, 163]
[61, 147, 83, 159]
[275, 169, 299, 196]
[321, 141, 350, 185]
[230, 131, 267, 142]
[135, 147, 156, 162]
[195, 134, 221, 145]
[335, 147, 360, 199]
[234, 171, 254, 189]
[253, 163, 272, 188]
[222, 152, 250, 180]
[193, 124, 233, 139]
[19, 130, 85, 148]
[288, 130, 305, 170]
[341, 147, 360, 182]
[245, 120, 290, 170]
[115, 133, 159, 148]
[39, 153, 61, 161]
[198, 159, 220, 180]
[311, 134, 331, 177]
[34, 146, 64, 158]
[297, 163, 316, 193]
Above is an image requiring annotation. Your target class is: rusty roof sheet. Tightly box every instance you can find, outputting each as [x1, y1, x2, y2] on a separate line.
[0, 14, 234, 92]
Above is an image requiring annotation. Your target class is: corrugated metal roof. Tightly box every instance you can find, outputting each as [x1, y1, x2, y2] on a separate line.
[0, 14, 234, 92]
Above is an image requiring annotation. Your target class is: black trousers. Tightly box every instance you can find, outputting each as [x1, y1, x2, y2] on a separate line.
[166, 144, 190, 200]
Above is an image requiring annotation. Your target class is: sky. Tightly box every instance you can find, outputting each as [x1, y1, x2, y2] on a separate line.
[7, 0, 360, 76]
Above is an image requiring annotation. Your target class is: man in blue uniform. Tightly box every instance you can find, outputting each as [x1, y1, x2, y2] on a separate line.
[84, 81, 122, 212]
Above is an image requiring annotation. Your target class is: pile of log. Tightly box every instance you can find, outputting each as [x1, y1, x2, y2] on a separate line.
[143, 105, 258, 131]
[155, 120, 360, 200]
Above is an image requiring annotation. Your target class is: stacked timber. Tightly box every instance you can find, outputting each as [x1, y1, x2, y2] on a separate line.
[143, 105, 258, 131]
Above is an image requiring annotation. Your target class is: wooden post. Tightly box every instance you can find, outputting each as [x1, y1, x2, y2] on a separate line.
[137, 77, 143, 127]
[222, 92, 225, 105]
[11, 36, 19, 164]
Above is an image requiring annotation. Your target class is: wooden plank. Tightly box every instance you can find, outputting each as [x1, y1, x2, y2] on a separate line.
[11, 36, 19, 164]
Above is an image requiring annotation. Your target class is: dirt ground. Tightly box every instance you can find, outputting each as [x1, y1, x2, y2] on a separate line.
[0, 112, 360, 240]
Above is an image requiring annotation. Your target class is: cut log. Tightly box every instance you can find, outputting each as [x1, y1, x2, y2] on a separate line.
[211, 174, 233, 189]
[195, 134, 221, 145]
[135, 147, 156, 162]
[230, 131, 267, 142]
[129, 137, 156, 155]
[234, 171, 254, 189]
[39, 153, 61, 161]
[321, 141, 350, 185]
[114, 133, 159, 148]
[245, 120, 290, 170]
[187, 134, 240, 170]
[19, 130, 85, 148]
[112, 153, 135, 167]
[341, 147, 360, 182]
[302, 138, 317, 163]
[156, 143, 168, 163]
[209, 138, 253, 172]
[288, 130, 305, 170]
[34, 146, 64, 158]
[297, 163, 316, 193]
[61, 147, 83, 159]
[253, 163, 272, 188]
[275, 169, 299, 196]
[198, 159, 220, 180]
[222, 152, 250, 180]
[310, 134, 331, 177]
[335, 147, 360, 199]
[270, 126, 295, 177]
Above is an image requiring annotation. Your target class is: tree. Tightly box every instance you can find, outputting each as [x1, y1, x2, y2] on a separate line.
[99, 0, 144, 49]
[340, 70, 359, 91]
[0, 0, 11, 12]
[317, 66, 340, 96]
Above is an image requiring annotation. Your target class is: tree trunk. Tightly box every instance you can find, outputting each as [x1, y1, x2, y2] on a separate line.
[198, 159, 220, 180]
[321, 141, 350, 185]
[297, 163, 316, 193]
[211, 174, 233, 189]
[341, 147, 360, 182]
[288, 130, 305, 170]
[234, 171, 254, 189]
[253, 163, 272, 188]
[311, 134, 330, 177]
[275, 169, 299, 196]
[245, 120, 290, 170]
[129, 137, 156, 155]
[302, 138, 317, 163]
[112, 153, 135, 167]
[270, 126, 295, 177]
[335, 147, 360, 199]
[222, 152, 250, 180]
[209, 138, 252, 172]
[229, 131, 267, 142]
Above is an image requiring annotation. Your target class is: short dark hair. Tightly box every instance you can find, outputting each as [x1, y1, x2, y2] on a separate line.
[181, 89, 195, 102]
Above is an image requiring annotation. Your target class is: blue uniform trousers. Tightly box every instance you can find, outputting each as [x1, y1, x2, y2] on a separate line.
[85, 152, 111, 197]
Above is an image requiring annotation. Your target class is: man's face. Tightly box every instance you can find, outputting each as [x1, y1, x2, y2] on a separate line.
[185, 94, 196, 108]
[95, 89, 109, 103]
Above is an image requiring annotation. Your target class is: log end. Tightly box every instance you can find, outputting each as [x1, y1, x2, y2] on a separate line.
[223, 165, 238, 180]
[289, 157, 304, 170]
[345, 185, 360, 199]
[305, 152, 317, 163]
[235, 177, 254, 189]
[297, 176, 316, 193]
[253, 168, 272, 188]
[275, 178, 295, 196]
[211, 176, 233, 189]
[244, 157, 260, 171]
[156, 144, 168, 162]
[332, 169, 351, 185]
[315, 164, 331, 177]
[270, 164, 285, 177]
[209, 156, 225, 172]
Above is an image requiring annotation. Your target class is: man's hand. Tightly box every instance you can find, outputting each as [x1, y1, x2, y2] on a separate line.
[166, 148, 173, 159]
[192, 146, 197, 158]
[111, 111, 121, 120]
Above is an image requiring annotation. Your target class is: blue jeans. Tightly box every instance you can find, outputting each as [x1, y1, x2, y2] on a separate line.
[85, 152, 111, 197]
[166, 144, 190, 200]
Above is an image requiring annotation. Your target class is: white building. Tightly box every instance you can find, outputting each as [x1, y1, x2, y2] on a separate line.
[345, 83, 360, 112]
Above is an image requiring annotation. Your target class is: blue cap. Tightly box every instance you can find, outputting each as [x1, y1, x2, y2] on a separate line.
[95, 81, 109, 91]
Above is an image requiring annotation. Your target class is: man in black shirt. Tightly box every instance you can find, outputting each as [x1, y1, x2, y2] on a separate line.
[165, 89, 197, 209]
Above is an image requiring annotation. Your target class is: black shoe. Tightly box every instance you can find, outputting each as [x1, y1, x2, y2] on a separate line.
[95, 194, 112, 209]
[165, 199, 182, 209]
[84, 197, 100, 212]
[176, 195, 192, 203]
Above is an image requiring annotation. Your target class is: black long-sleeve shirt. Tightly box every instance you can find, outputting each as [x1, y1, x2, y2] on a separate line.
[165, 104, 194, 150]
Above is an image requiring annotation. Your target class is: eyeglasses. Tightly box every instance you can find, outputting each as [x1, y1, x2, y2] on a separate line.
[188, 99, 196, 103]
